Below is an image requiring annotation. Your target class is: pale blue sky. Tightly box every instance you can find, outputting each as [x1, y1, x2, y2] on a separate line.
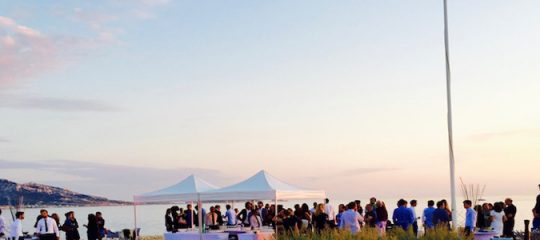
[0, 1, 539, 200]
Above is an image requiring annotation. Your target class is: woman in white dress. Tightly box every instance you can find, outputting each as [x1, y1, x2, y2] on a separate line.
[490, 202, 507, 236]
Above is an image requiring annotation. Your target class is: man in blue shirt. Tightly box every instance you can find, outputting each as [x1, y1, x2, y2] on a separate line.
[225, 204, 237, 226]
[422, 200, 436, 231]
[432, 201, 450, 229]
[392, 199, 414, 231]
[463, 200, 476, 236]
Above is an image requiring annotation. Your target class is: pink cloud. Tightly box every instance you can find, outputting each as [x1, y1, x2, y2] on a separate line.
[0, 16, 58, 87]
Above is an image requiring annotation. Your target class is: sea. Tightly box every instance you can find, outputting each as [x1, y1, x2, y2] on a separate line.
[1, 195, 537, 239]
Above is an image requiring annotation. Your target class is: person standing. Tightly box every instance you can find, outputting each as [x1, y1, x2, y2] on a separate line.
[225, 205, 237, 226]
[10, 212, 25, 240]
[95, 212, 105, 240]
[422, 200, 436, 231]
[340, 202, 364, 234]
[463, 200, 476, 236]
[313, 203, 328, 234]
[392, 199, 414, 231]
[535, 184, 540, 215]
[35, 209, 60, 240]
[205, 206, 219, 229]
[432, 201, 450, 229]
[63, 211, 80, 240]
[324, 198, 336, 228]
[0, 209, 5, 239]
[364, 204, 377, 228]
[410, 200, 419, 236]
[490, 202, 506, 237]
[503, 198, 517, 238]
[375, 201, 388, 236]
[84, 214, 98, 240]
[238, 202, 253, 227]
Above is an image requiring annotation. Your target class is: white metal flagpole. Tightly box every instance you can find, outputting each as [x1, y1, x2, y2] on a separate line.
[443, 0, 458, 230]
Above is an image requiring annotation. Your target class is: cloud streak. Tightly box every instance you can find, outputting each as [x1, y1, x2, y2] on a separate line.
[0, 159, 233, 200]
[0, 96, 121, 112]
[0, 16, 59, 87]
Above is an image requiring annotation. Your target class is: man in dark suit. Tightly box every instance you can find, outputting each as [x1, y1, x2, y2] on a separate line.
[237, 202, 253, 227]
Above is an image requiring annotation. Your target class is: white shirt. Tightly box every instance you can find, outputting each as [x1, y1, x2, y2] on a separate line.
[35, 217, 60, 237]
[339, 209, 364, 234]
[410, 207, 418, 221]
[0, 216, 5, 235]
[325, 204, 335, 220]
[10, 219, 23, 239]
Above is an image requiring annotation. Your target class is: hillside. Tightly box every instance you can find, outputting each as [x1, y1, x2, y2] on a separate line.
[0, 179, 129, 206]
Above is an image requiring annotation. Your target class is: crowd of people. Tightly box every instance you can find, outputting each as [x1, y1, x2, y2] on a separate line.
[0, 209, 106, 240]
[163, 184, 540, 238]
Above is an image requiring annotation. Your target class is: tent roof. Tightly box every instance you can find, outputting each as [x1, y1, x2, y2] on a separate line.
[133, 175, 218, 203]
[200, 170, 325, 201]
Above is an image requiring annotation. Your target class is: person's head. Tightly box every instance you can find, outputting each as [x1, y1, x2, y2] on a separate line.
[226, 204, 231, 210]
[347, 202, 356, 210]
[436, 201, 444, 209]
[370, 197, 377, 204]
[16, 211, 25, 220]
[257, 201, 264, 209]
[474, 205, 482, 213]
[365, 204, 373, 212]
[410, 200, 417, 207]
[325, 198, 329, 204]
[441, 199, 448, 209]
[300, 203, 308, 213]
[504, 198, 513, 205]
[67, 211, 75, 219]
[40, 209, 48, 218]
[88, 214, 96, 222]
[245, 202, 252, 209]
[265, 203, 270, 209]
[209, 206, 215, 213]
[187, 204, 192, 210]
[338, 204, 346, 213]
[376, 200, 385, 208]
[354, 200, 361, 208]
[234, 208, 238, 213]
[96, 212, 102, 218]
[313, 202, 317, 208]
[215, 205, 221, 211]
[463, 200, 472, 209]
[166, 208, 171, 215]
[51, 213, 60, 223]
[316, 203, 325, 215]
[294, 204, 300, 210]
[493, 202, 504, 213]
[428, 200, 435, 207]
[397, 199, 407, 207]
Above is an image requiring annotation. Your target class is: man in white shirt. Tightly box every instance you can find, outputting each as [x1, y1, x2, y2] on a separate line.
[410, 200, 419, 236]
[339, 202, 364, 234]
[324, 198, 336, 228]
[0, 209, 5, 238]
[34, 209, 59, 240]
[10, 212, 25, 240]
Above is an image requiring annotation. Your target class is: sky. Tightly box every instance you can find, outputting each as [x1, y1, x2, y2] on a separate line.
[0, 0, 539, 201]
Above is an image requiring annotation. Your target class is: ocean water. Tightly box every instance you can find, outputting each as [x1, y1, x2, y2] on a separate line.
[1, 195, 537, 239]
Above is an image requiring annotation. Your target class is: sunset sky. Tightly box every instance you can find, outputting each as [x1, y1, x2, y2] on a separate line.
[1, 0, 539, 201]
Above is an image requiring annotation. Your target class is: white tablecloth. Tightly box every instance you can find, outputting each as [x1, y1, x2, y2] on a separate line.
[237, 232, 274, 240]
[164, 232, 229, 240]
[473, 231, 498, 240]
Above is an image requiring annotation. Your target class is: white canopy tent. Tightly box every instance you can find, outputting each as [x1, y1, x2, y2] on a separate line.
[133, 174, 218, 203]
[200, 170, 326, 201]
[132, 175, 219, 239]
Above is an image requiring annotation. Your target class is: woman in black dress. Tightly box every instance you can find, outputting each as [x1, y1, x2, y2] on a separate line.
[313, 204, 328, 234]
[165, 208, 174, 232]
[64, 211, 81, 240]
[85, 214, 99, 240]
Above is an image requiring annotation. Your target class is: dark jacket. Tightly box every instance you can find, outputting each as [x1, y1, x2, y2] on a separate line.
[64, 218, 81, 240]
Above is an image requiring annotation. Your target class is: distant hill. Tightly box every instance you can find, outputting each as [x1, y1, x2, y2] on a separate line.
[0, 179, 130, 206]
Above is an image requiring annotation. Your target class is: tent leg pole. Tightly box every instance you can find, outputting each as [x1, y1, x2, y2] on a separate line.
[198, 197, 203, 240]
[133, 202, 138, 240]
[275, 197, 278, 240]
[190, 201, 194, 230]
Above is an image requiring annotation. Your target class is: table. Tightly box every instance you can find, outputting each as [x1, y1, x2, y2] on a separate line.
[473, 231, 498, 240]
[237, 232, 274, 240]
[164, 232, 229, 240]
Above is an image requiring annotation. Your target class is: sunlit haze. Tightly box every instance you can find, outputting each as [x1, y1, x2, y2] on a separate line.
[1, 0, 539, 201]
